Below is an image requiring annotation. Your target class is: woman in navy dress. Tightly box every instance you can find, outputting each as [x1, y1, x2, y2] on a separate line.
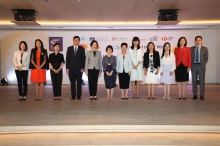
[102, 45, 117, 99]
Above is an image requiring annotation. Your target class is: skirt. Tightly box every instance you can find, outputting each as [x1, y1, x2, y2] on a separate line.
[30, 69, 46, 82]
[104, 65, 117, 89]
[145, 68, 159, 84]
[175, 62, 189, 82]
[119, 71, 130, 89]
[160, 64, 175, 84]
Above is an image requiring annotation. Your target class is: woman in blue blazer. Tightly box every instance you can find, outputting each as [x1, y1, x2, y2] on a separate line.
[116, 43, 132, 99]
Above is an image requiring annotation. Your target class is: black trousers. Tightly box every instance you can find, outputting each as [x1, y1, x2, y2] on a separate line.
[88, 69, 100, 96]
[69, 69, 83, 98]
[50, 70, 63, 97]
[15, 70, 28, 96]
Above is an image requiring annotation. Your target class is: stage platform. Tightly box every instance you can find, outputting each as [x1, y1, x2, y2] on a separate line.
[0, 84, 220, 134]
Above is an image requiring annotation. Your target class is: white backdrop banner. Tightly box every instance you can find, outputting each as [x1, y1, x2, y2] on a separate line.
[0, 30, 203, 84]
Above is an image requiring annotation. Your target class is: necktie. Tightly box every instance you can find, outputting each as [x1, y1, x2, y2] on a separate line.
[74, 46, 77, 56]
[195, 47, 199, 63]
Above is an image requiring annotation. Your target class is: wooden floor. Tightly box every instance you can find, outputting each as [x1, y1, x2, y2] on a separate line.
[1, 84, 220, 145]
[0, 84, 220, 126]
[1, 133, 220, 146]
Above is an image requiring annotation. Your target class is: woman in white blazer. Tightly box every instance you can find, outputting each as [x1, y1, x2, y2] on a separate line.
[85, 40, 102, 100]
[116, 43, 132, 99]
[13, 41, 30, 100]
[160, 42, 176, 100]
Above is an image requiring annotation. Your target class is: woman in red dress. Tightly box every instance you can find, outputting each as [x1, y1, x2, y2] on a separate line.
[174, 37, 191, 99]
[29, 39, 49, 100]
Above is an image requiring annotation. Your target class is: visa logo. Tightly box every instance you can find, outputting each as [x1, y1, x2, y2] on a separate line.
[156, 45, 163, 49]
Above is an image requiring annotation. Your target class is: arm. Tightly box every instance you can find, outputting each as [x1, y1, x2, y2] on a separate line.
[102, 56, 106, 72]
[66, 47, 69, 70]
[81, 48, 85, 72]
[85, 52, 89, 73]
[171, 53, 176, 71]
[99, 52, 102, 73]
[30, 50, 37, 69]
[156, 52, 160, 74]
[13, 51, 19, 69]
[116, 55, 120, 73]
[204, 47, 209, 63]
[188, 48, 191, 68]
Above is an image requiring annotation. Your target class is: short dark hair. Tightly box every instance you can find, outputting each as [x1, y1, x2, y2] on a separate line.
[73, 36, 80, 41]
[90, 40, 98, 47]
[195, 36, 202, 41]
[106, 45, 113, 52]
[53, 42, 60, 48]
[177, 37, 187, 48]
[131, 36, 140, 49]
[146, 42, 155, 52]
[19, 41, 28, 51]
[121, 42, 128, 48]
[35, 39, 44, 50]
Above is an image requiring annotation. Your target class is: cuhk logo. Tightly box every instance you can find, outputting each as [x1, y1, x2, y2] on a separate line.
[162, 37, 168, 41]
[89, 37, 95, 41]
[81, 37, 85, 41]
[150, 36, 158, 41]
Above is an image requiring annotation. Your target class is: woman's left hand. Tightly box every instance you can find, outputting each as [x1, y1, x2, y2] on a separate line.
[170, 71, 173, 76]
[187, 68, 191, 73]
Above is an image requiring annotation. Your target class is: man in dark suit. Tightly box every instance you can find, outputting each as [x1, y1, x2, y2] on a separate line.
[66, 36, 85, 100]
[191, 36, 209, 100]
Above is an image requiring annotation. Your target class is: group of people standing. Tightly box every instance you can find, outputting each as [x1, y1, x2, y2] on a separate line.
[13, 35, 208, 101]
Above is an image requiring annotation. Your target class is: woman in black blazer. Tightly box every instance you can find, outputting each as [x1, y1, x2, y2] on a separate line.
[29, 39, 49, 100]
[143, 42, 160, 99]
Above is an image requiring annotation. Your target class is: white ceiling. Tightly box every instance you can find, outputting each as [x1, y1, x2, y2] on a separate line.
[0, 0, 220, 30]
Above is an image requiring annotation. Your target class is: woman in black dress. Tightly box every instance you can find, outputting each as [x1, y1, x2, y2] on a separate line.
[102, 45, 117, 99]
[49, 43, 65, 100]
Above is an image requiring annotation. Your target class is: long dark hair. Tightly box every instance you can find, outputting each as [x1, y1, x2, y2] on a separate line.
[146, 42, 155, 52]
[161, 42, 171, 59]
[35, 39, 44, 50]
[131, 36, 140, 49]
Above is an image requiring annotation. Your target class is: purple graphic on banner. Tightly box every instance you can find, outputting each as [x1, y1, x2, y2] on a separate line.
[49, 37, 63, 51]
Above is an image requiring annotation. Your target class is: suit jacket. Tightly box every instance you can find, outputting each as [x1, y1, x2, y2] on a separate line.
[190, 46, 209, 71]
[116, 53, 132, 73]
[143, 51, 160, 69]
[85, 50, 102, 72]
[29, 48, 49, 70]
[66, 45, 85, 72]
[13, 50, 30, 70]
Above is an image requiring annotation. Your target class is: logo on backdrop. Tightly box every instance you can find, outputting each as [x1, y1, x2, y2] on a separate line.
[112, 37, 128, 41]
[89, 37, 108, 41]
[140, 45, 148, 49]
[49, 37, 63, 51]
[112, 45, 120, 50]
[150, 36, 158, 41]
[79, 44, 88, 50]
[161, 37, 173, 41]
[80, 37, 85, 41]
[156, 45, 163, 49]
